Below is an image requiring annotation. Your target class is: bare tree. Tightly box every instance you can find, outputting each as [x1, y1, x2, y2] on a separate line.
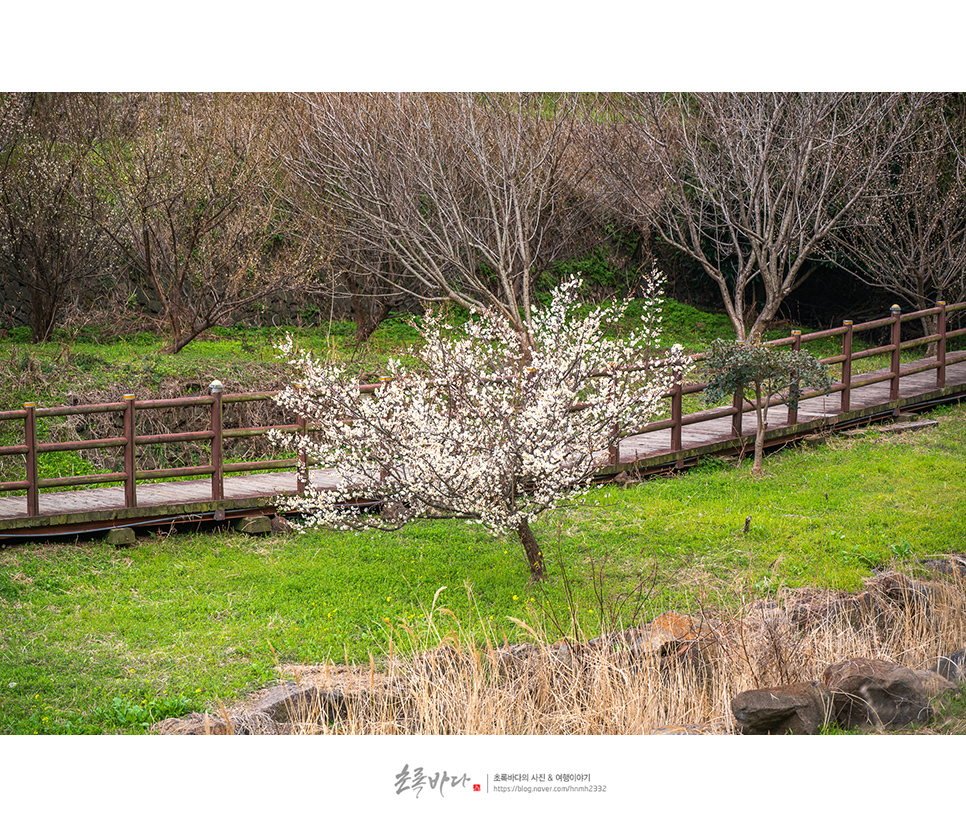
[598, 92, 928, 341]
[279, 92, 601, 348]
[828, 94, 966, 342]
[92, 93, 313, 353]
[335, 243, 411, 343]
[278, 160, 409, 344]
[0, 94, 114, 341]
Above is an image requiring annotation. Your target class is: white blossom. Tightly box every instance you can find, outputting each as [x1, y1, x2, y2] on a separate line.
[272, 269, 691, 575]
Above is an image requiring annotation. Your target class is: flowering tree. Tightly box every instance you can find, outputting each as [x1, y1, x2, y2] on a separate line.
[273, 272, 688, 581]
[703, 339, 831, 476]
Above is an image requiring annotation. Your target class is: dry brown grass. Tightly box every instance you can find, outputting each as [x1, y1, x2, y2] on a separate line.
[243, 567, 966, 736]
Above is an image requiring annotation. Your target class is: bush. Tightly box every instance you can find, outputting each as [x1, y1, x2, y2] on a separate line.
[704, 338, 831, 475]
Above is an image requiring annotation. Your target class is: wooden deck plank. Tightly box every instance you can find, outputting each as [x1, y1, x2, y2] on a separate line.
[2, 351, 965, 533]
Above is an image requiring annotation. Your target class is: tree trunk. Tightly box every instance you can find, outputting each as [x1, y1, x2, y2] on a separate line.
[516, 518, 546, 581]
[166, 328, 203, 354]
[28, 280, 57, 343]
[354, 298, 390, 344]
[753, 421, 767, 476]
[752, 385, 767, 476]
[347, 273, 387, 344]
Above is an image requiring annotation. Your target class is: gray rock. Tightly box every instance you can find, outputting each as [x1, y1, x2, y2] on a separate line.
[151, 710, 283, 735]
[929, 648, 966, 682]
[913, 669, 959, 698]
[152, 711, 232, 735]
[731, 681, 833, 735]
[105, 527, 136, 547]
[919, 555, 966, 580]
[864, 572, 934, 610]
[823, 657, 932, 729]
[253, 682, 347, 723]
[783, 587, 882, 630]
[650, 720, 727, 735]
[233, 515, 272, 535]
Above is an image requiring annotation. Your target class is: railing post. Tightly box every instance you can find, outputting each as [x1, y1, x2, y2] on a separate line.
[787, 330, 801, 425]
[608, 421, 620, 467]
[123, 394, 137, 508]
[841, 320, 853, 414]
[937, 301, 947, 389]
[890, 303, 902, 405]
[209, 380, 224, 502]
[294, 382, 307, 495]
[671, 381, 683, 468]
[731, 389, 743, 438]
[24, 402, 38, 517]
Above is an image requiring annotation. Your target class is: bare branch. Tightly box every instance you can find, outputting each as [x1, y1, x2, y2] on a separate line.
[278, 93, 601, 347]
[597, 93, 930, 340]
[91, 93, 315, 353]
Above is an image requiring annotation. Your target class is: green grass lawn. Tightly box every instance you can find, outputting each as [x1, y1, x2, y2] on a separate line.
[1, 297, 963, 734]
[2, 400, 965, 734]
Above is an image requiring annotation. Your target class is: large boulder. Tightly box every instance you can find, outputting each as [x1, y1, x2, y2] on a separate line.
[731, 681, 832, 735]
[783, 587, 869, 629]
[639, 611, 707, 652]
[152, 710, 282, 735]
[782, 573, 939, 635]
[153, 712, 233, 735]
[253, 682, 346, 723]
[863, 572, 935, 612]
[586, 611, 714, 669]
[823, 657, 932, 729]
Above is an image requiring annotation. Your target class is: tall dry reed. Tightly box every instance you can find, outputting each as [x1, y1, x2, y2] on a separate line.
[275, 567, 966, 735]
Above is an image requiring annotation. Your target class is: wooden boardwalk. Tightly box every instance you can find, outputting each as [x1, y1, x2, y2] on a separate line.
[613, 350, 966, 471]
[1, 349, 964, 540]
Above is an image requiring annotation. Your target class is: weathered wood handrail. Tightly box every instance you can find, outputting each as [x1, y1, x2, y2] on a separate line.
[1, 300, 965, 517]
[0, 388, 292, 513]
[605, 300, 966, 456]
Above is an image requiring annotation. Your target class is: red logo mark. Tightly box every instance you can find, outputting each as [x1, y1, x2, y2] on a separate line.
[473, 784, 481, 792]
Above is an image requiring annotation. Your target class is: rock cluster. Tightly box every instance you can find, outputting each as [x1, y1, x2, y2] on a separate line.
[731, 655, 962, 735]
[729, 563, 966, 734]
[153, 666, 401, 735]
[154, 612, 712, 735]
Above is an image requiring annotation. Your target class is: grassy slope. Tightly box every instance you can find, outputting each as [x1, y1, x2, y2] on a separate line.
[1, 302, 965, 733]
[1, 402, 965, 733]
[0, 297, 773, 410]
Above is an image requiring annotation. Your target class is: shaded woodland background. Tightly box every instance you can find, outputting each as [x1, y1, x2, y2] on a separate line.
[2, 92, 964, 350]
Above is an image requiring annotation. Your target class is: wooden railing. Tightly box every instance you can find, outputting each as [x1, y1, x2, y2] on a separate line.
[0, 388, 297, 516]
[2, 302, 965, 517]
[607, 301, 966, 462]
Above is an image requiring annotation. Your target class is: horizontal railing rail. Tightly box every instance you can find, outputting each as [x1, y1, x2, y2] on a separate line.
[605, 300, 966, 463]
[2, 300, 965, 517]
